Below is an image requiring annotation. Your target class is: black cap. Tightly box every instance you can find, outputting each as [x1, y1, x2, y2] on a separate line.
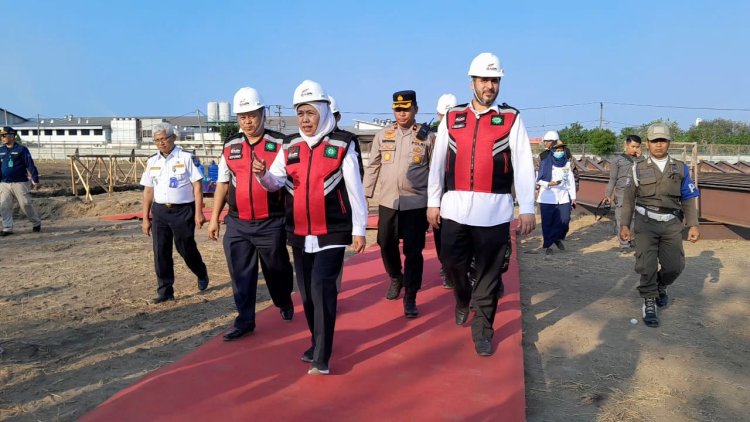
[0, 126, 17, 135]
[392, 90, 417, 109]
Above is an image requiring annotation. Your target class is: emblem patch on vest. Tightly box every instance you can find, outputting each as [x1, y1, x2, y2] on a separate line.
[287, 146, 300, 164]
[491, 115, 504, 125]
[324, 146, 339, 159]
[228, 146, 243, 160]
[264, 142, 277, 152]
[452, 113, 467, 129]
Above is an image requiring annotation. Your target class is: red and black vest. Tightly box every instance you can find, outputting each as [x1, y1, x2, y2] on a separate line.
[282, 130, 355, 248]
[223, 130, 285, 221]
[445, 103, 517, 194]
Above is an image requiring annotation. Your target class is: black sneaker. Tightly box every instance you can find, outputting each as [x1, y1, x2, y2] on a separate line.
[554, 240, 565, 250]
[385, 276, 403, 300]
[642, 297, 659, 327]
[0, 231, 12, 237]
[301, 347, 314, 363]
[197, 277, 209, 291]
[440, 268, 454, 289]
[656, 287, 669, 308]
[403, 295, 419, 318]
[307, 362, 330, 375]
[545, 247, 553, 256]
[474, 338, 493, 356]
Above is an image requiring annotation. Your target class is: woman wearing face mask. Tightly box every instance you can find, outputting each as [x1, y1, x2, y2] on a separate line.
[253, 80, 367, 375]
[536, 139, 577, 256]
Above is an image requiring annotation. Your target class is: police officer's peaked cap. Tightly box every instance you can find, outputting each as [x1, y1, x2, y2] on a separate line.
[0, 126, 17, 135]
[392, 90, 417, 109]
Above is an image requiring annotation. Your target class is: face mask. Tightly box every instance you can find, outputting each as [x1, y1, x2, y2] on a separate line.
[553, 151, 565, 159]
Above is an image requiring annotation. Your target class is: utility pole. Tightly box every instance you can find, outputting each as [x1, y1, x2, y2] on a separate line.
[599, 102, 604, 129]
[276, 105, 282, 131]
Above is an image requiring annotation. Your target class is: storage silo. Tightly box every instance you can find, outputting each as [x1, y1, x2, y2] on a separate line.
[207, 101, 219, 122]
[219, 101, 231, 122]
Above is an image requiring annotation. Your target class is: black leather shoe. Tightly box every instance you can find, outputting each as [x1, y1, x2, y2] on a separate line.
[32, 225, 41, 233]
[474, 338, 493, 356]
[223, 326, 254, 341]
[455, 307, 470, 326]
[301, 347, 314, 363]
[197, 277, 209, 291]
[150, 295, 174, 304]
[0, 231, 12, 237]
[280, 305, 294, 321]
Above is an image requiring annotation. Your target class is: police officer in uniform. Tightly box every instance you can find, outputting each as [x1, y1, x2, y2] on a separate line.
[141, 123, 209, 303]
[0, 126, 42, 235]
[363, 90, 435, 318]
[620, 123, 700, 327]
[208, 87, 295, 341]
[428, 52, 536, 356]
[603, 135, 642, 249]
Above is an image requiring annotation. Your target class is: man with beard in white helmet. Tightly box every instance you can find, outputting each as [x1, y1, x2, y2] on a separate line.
[427, 52, 536, 356]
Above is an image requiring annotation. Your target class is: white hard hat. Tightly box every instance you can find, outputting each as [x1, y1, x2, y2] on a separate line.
[293, 80, 329, 107]
[542, 130, 560, 141]
[468, 52, 504, 78]
[436, 93, 458, 114]
[233, 87, 264, 114]
[329, 95, 339, 114]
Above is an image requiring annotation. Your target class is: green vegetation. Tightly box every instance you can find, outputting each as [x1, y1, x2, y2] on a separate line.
[219, 123, 240, 143]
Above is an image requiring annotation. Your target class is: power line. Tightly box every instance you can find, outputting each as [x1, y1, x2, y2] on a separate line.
[604, 102, 750, 112]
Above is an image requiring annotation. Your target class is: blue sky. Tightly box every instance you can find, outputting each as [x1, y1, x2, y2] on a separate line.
[3, 0, 749, 138]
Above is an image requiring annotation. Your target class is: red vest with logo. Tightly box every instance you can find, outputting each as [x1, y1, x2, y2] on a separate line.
[445, 103, 517, 194]
[282, 130, 355, 248]
[222, 130, 285, 221]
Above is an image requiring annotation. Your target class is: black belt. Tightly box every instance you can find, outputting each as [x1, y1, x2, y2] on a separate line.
[155, 202, 194, 209]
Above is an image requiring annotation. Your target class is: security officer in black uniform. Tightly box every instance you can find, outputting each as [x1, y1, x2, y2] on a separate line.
[141, 123, 209, 303]
[620, 122, 700, 327]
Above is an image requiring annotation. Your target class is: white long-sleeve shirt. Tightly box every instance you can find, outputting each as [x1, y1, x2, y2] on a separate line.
[427, 103, 536, 226]
[536, 161, 576, 204]
[259, 140, 367, 253]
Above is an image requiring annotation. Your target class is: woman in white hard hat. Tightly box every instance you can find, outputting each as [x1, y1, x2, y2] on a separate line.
[253, 80, 367, 375]
[536, 139, 576, 255]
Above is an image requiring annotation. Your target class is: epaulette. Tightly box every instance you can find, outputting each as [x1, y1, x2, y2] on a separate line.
[225, 132, 244, 144]
[499, 102, 520, 113]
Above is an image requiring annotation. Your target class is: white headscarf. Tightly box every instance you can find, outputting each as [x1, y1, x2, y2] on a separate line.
[297, 101, 336, 147]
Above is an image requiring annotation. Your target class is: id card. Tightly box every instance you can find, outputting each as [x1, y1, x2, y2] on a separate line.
[169, 177, 178, 188]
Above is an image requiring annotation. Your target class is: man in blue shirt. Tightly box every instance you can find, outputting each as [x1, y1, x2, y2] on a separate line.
[0, 126, 42, 236]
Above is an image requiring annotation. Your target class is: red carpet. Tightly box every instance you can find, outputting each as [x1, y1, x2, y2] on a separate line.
[81, 231, 525, 422]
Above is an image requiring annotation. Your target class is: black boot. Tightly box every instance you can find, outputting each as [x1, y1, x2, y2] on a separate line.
[386, 275, 403, 300]
[403, 289, 419, 318]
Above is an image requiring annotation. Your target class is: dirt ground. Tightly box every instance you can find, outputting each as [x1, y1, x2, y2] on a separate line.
[0, 161, 748, 421]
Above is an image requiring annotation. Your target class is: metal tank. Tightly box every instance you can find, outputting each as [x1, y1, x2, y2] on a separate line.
[219, 101, 231, 122]
[207, 101, 219, 122]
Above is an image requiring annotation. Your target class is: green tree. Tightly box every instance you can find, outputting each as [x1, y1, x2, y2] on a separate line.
[588, 128, 617, 155]
[558, 122, 588, 144]
[686, 118, 750, 145]
[219, 123, 239, 143]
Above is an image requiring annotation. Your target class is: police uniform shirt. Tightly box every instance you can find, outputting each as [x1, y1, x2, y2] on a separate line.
[362, 124, 434, 210]
[427, 102, 536, 226]
[140, 146, 203, 204]
[605, 154, 636, 197]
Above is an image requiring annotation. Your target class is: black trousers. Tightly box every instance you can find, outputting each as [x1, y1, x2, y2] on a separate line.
[151, 203, 208, 297]
[223, 215, 294, 330]
[440, 219, 510, 341]
[292, 246, 345, 366]
[633, 214, 685, 298]
[377, 206, 428, 291]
